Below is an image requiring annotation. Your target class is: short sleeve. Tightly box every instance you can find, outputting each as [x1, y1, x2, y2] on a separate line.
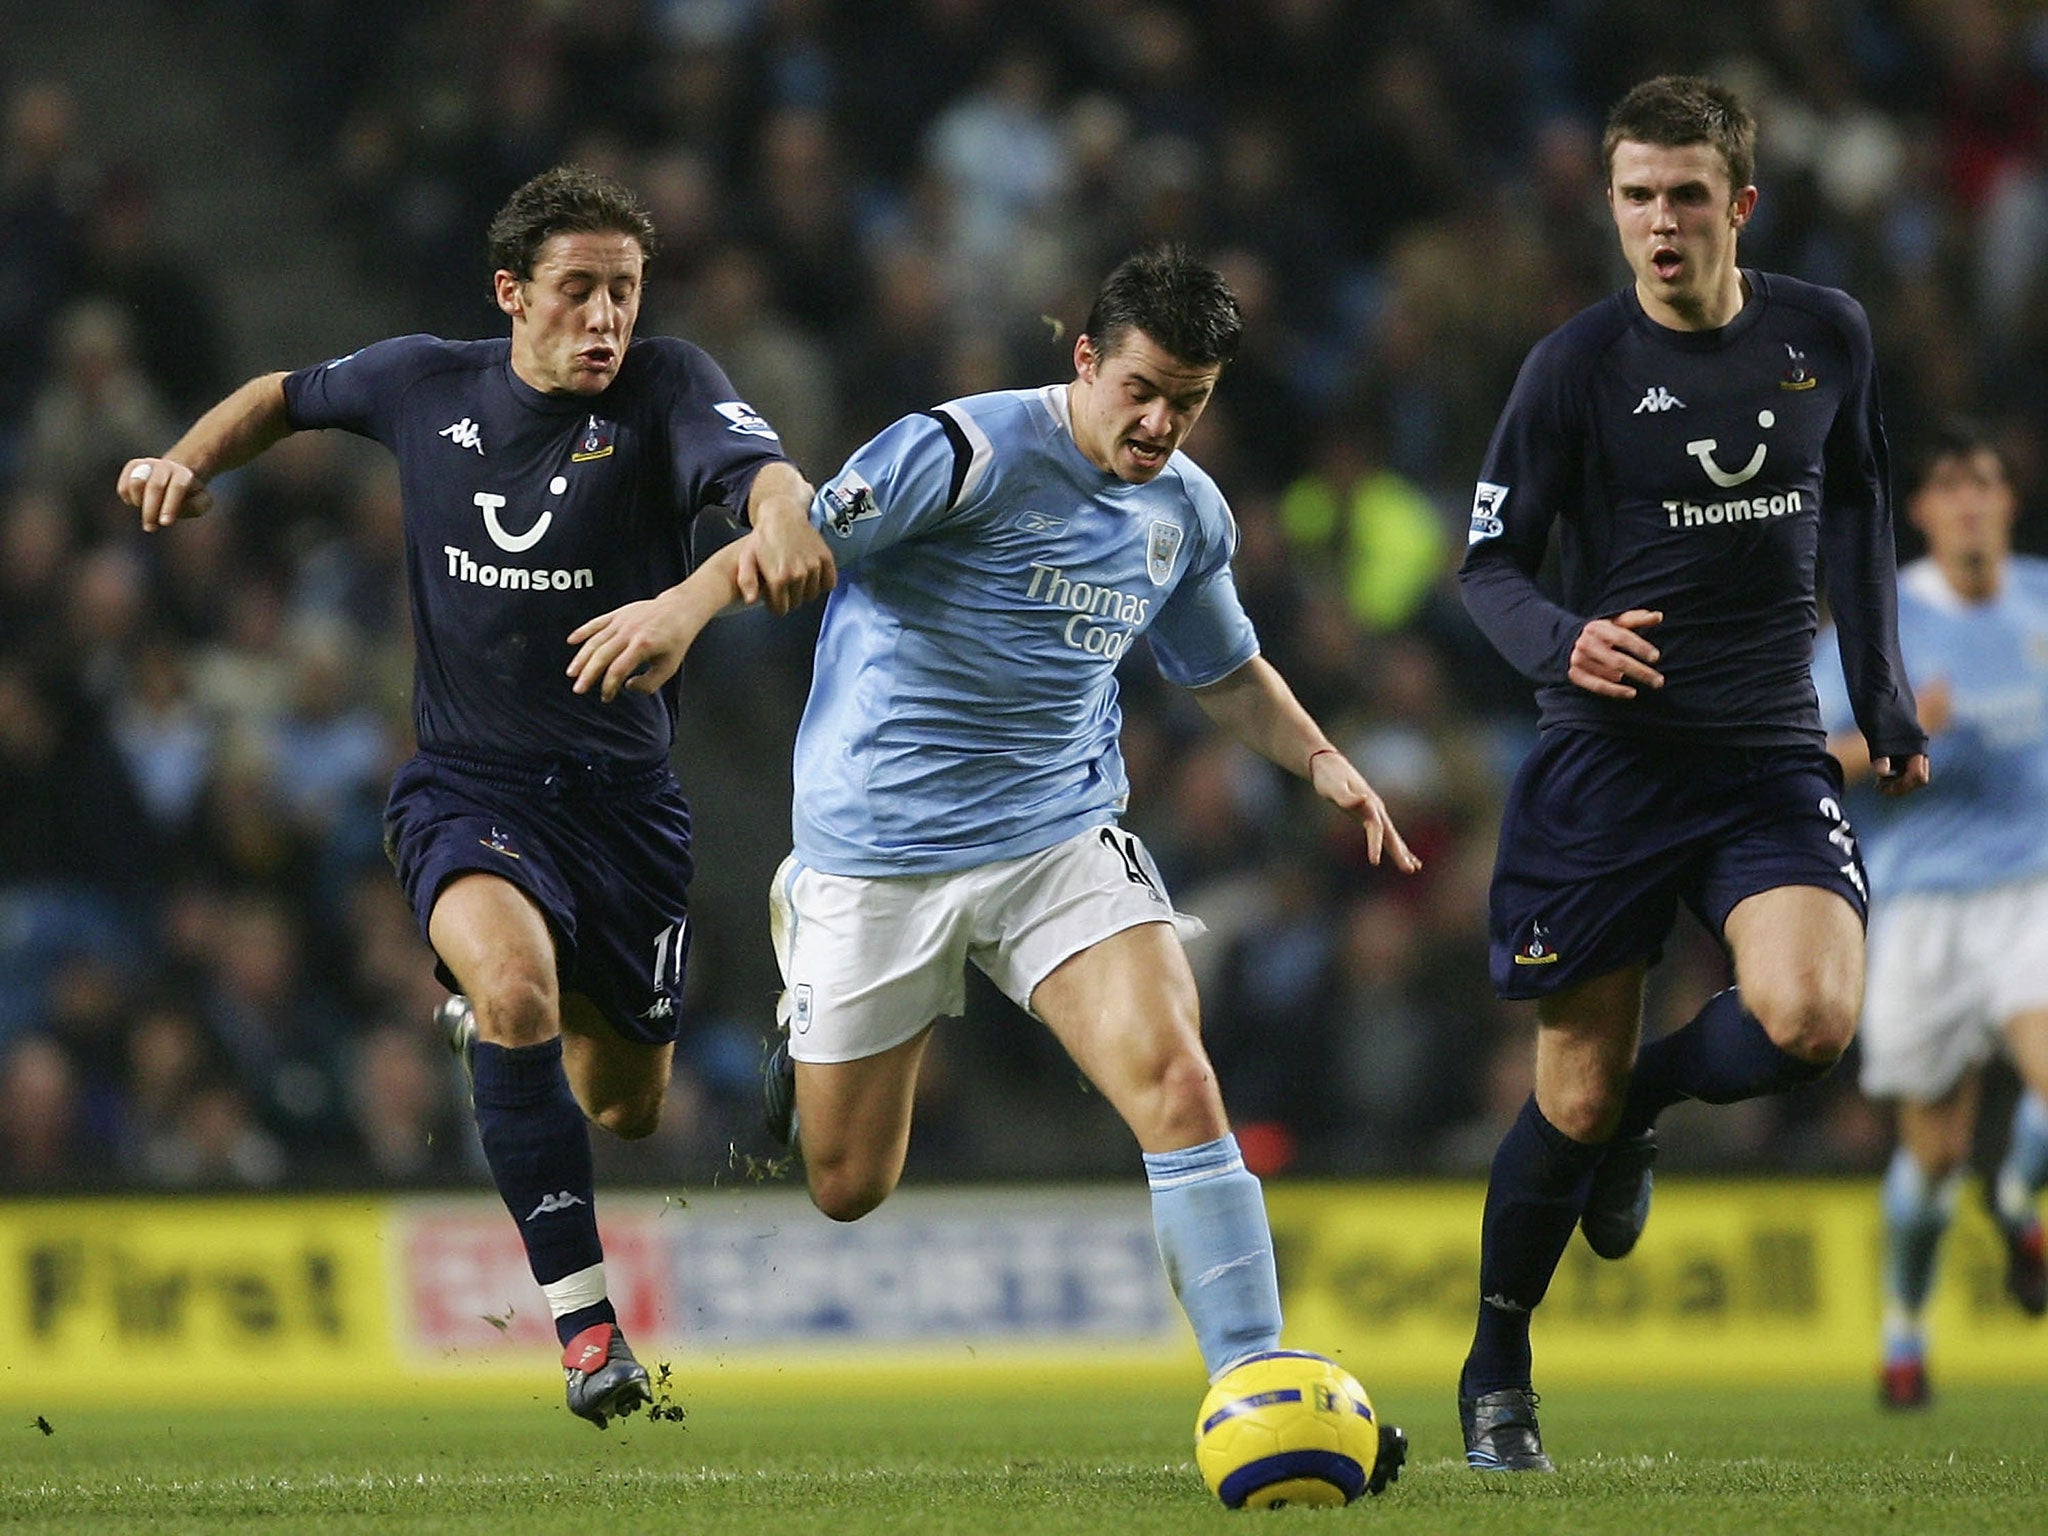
[283, 334, 445, 441]
[810, 412, 970, 565]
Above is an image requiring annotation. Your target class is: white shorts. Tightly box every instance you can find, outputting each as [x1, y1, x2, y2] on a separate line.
[769, 825, 1205, 1064]
[1859, 875, 2048, 1099]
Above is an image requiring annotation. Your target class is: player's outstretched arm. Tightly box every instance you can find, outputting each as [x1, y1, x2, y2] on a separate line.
[741, 461, 835, 615]
[566, 534, 760, 703]
[1189, 656, 1422, 873]
[119, 372, 294, 531]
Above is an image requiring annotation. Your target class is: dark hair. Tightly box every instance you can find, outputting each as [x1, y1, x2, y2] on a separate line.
[486, 164, 658, 279]
[1081, 245, 1242, 369]
[1904, 417, 2005, 497]
[1603, 75, 1756, 191]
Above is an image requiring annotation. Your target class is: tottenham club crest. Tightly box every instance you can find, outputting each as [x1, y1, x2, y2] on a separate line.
[572, 415, 616, 461]
[1779, 343, 1818, 391]
[1145, 519, 1185, 585]
[1513, 919, 1560, 967]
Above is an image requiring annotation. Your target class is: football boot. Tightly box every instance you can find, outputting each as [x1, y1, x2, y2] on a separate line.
[436, 994, 477, 1082]
[562, 1322, 652, 1429]
[762, 1031, 798, 1149]
[1459, 1386, 1554, 1472]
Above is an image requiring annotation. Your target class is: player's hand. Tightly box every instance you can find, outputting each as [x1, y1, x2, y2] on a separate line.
[566, 597, 696, 702]
[1308, 749, 1422, 874]
[1568, 609, 1664, 699]
[742, 502, 836, 615]
[1873, 752, 1930, 797]
[120, 456, 214, 530]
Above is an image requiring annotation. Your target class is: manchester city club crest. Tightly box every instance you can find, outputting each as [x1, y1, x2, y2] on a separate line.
[1145, 519, 1185, 585]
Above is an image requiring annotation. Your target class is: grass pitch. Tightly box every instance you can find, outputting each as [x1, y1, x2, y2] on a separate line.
[3, 1383, 2042, 1534]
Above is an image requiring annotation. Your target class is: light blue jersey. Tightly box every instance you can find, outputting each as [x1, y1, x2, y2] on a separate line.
[1815, 555, 2048, 893]
[793, 385, 1259, 876]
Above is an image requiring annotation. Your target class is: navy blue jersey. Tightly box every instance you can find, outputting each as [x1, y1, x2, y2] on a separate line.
[1460, 272, 1923, 757]
[284, 334, 785, 762]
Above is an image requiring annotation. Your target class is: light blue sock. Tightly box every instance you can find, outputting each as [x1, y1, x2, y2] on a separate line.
[1994, 1091, 2048, 1231]
[1144, 1134, 1283, 1379]
[1881, 1147, 1958, 1357]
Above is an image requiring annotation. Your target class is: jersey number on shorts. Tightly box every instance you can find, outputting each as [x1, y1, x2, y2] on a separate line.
[1099, 829, 1160, 896]
[651, 918, 689, 993]
[1818, 796, 1868, 901]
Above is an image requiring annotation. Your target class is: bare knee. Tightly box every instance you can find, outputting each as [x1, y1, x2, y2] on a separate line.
[1129, 1044, 1227, 1149]
[1749, 988, 1857, 1065]
[1542, 1073, 1628, 1144]
[807, 1160, 894, 1223]
[470, 971, 558, 1048]
[589, 1087, 664, 1141]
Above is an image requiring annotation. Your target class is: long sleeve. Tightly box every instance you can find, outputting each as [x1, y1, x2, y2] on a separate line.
[1818, 308, 1923, 760]
[1459, 336, 1587, 685]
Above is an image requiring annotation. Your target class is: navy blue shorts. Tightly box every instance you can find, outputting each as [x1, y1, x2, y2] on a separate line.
[1489, 730, 1868, 1000]
[383, 750, 695, 1044]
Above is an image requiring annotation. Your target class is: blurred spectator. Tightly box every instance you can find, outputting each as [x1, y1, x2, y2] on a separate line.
[22, 298, 176, 514]
[76, 164, 230, 421]
[0, 1034, 88, 1187]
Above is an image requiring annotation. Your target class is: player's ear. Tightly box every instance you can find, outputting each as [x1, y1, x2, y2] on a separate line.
[493, 269, 525, 319]
[1730, 185, 1758, 230]
[1073, 334, 1098, 382]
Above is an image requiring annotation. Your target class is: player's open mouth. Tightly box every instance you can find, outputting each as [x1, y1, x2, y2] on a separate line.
[1126, 440, 1167, 468]
[579, 347, 616, 369]
[1651, 248, 1682, 280]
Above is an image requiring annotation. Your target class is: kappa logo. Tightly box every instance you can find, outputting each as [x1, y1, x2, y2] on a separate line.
[1633, 385, 1685, 414]
[526, 1191, 589, 1220]
[638, 996, 675, 1024]
[1468, 482, 1509, 546]
[440, 417, 485, 454]
[1513, 919, 1561, 966]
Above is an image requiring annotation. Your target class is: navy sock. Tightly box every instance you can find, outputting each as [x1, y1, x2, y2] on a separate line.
[1462, 1097, 1604, 1396]
[1619, 988, 1831, 1137]
[470, 1037, 614, 1347]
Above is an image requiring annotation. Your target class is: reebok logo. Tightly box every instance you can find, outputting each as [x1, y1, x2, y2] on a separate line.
[440, 417, 485, 454]
[1632, 386, 1684, 414]
[526, 1191, 589, 1220]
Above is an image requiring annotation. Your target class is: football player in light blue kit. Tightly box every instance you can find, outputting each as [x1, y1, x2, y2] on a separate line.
[573, 249, 1414, 1483]
[1815, 421, 2048, 1407]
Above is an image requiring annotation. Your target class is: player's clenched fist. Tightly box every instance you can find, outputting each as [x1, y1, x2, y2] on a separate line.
[120, 457, 215, 531]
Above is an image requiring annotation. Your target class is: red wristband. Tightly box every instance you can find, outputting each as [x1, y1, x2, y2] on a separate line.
[1307, 747, 1338, 774]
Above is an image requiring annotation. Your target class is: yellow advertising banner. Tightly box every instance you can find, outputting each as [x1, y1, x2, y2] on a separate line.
[0, 1196, 405, 1404]
[1266, 1179, 2047, 1387]
[0, 1181, 2041, 1406]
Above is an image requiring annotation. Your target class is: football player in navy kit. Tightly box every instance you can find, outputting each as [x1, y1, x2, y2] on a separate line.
[1453, 77, 1929, 1470]
[119, 165, 834, 1426]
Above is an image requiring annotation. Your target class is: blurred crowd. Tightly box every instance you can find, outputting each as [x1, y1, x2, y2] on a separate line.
[3, 0, 2045, 1192]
